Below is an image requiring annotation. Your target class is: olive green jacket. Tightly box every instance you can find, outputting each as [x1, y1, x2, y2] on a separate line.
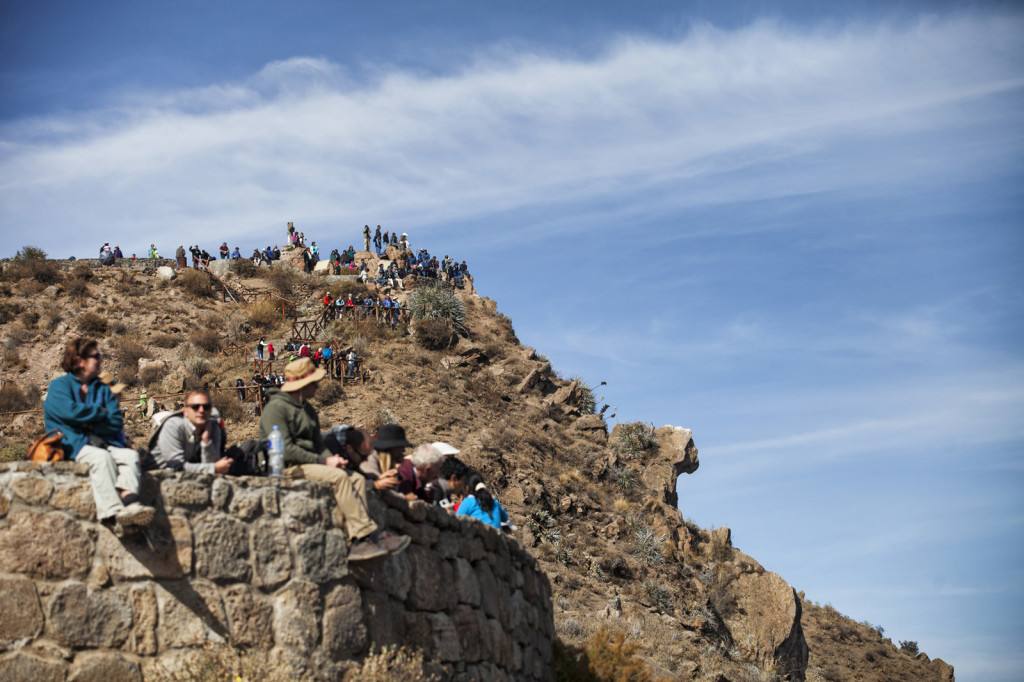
[258, 388, 329, 466]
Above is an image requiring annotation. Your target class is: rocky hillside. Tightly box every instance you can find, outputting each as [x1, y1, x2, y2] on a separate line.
[0, 252, 954, 681]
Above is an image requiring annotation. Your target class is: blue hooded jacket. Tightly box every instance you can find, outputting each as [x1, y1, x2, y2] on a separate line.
[43, 373, 126, 459]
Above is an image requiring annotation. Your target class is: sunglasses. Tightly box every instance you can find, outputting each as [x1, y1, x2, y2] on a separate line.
[186, 403, 211, 411]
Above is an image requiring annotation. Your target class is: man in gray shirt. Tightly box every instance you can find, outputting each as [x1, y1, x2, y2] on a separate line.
[150, 390, 233, 474]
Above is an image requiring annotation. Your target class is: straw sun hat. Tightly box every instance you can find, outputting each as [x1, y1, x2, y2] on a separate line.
[281, 357, 326, 392]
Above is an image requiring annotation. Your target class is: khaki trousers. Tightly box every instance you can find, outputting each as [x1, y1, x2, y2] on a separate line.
[287, 464, 377, 540]
[76, 445, 142, 521]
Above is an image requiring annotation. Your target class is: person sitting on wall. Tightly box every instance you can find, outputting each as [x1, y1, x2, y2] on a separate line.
[219, 242, 229, 259]
[148, 389, 247, 475]
[258, 358, 409, 560]
[231, 246, 241, 259]
[456, 470, 510, 530]
[367, 423, 414, 479]
[43, 337, 155, 533]
[424, 451, 467, 510]
[396, 443, 445, 502]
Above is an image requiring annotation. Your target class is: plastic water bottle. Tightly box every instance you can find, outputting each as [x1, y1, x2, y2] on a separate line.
[268, 425, 285, 478]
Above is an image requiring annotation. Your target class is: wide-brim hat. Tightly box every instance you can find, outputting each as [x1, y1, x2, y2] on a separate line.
[373, 424, 413, 450]
[281, 357, 326, 392]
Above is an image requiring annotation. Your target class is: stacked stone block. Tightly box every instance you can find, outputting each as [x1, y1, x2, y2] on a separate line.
[0, 462, 554, 680]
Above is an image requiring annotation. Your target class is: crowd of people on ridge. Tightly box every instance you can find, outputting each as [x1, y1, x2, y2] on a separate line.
[55, 224, 499, 562]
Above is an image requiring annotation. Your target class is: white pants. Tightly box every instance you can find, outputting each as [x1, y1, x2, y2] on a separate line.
[76, 445, 142, 521]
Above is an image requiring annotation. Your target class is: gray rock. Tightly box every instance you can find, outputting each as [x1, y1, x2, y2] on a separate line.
[207, 260, 231, 278]
[452, 605, 488, 663]
[455, 558, 481, 606]
[323, 581, 367, 658]
[273, 580, 321, 655]
[47, 582, 132, 649]
[295, 527, 349, 583]
[427, 613, 462, 663]
[349, 551, 411, 601]
[194, 512, 251, 581]
[407, 545, 455, 612]
[252, 518, 292, 589]
[361, 590, 404, 648]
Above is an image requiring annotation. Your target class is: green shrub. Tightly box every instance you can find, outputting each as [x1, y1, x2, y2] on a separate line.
[617, 422, 657, 460]
[899, 640, 919, 656]
[569, 375, 596, 414]
[633, 526, 666, 566]
[1, 444, 28, 462]
[641, 579, 674, 612]
[408, 283, 466, 334]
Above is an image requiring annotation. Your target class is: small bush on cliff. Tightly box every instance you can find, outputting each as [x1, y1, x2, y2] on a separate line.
[413, 319, 456, 350]
[617, 422, 657, 460]
[408, 283, 466, 334]
[553, 627, 666, 681]
[350, 644, 444, 681]
[2, 245, 62, 285]
[231, 258, 260, 278]
[77, 312, 108, 336]
[178, 268, 213, 299]
[899, 640, 919, 656]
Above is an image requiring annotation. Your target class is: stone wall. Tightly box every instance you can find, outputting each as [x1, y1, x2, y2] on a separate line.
[0, 462, 554, 680]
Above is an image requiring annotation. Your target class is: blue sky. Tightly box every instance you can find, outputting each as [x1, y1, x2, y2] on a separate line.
[1, 1, 1022, 679]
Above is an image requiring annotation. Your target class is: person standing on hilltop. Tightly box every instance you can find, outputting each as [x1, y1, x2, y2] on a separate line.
[258, 358, 409, 560]
[148, 244, 159, 259]
[175, 244, 187, 269]
[363, 224, 371, 252]
[114, 245, 123, 259]
[373, 225, 382, 254]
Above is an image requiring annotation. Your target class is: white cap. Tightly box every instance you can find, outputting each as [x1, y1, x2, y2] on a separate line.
[431, 441, 460, 456]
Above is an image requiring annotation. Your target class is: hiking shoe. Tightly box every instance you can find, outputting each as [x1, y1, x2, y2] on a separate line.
[375, 531, 411, 556]
[347, 539, 388, 562]
[116, 502, 155, 528]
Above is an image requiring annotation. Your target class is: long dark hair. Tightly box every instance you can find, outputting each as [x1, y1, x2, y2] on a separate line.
[465, 471, 494, 515]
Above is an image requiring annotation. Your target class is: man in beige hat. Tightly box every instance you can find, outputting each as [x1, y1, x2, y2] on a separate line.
[258, 358, 409, 561]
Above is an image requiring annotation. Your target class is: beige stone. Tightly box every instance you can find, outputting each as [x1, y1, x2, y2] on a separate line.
[223, 584, 274, 649]
[67, 652, 142, 682]
[0, 511, 93, 579]
[10, 475, 54, 504]
[252, 518, 292, 589]
[130, 584, 158, 655]
[0, 492, 9, 517]
[98, 515, 192, 579]
[50, 481, 96, 519]
[0, 652, 66, 681]
[0, 575, 44, 642]
[161, 480, 210, 508]
[156, 579, 227, 649]
[723, 570, 807, 678]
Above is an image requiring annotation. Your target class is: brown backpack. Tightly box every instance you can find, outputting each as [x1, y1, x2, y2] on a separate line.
[28, 430, 65, 462]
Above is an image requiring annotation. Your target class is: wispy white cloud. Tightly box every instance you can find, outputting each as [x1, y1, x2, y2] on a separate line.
[1, 13, 1021, 257]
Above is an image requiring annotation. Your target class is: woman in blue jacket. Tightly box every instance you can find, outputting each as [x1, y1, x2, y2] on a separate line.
[456, 471, 509, 530]
[43, 337, 154, 531]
